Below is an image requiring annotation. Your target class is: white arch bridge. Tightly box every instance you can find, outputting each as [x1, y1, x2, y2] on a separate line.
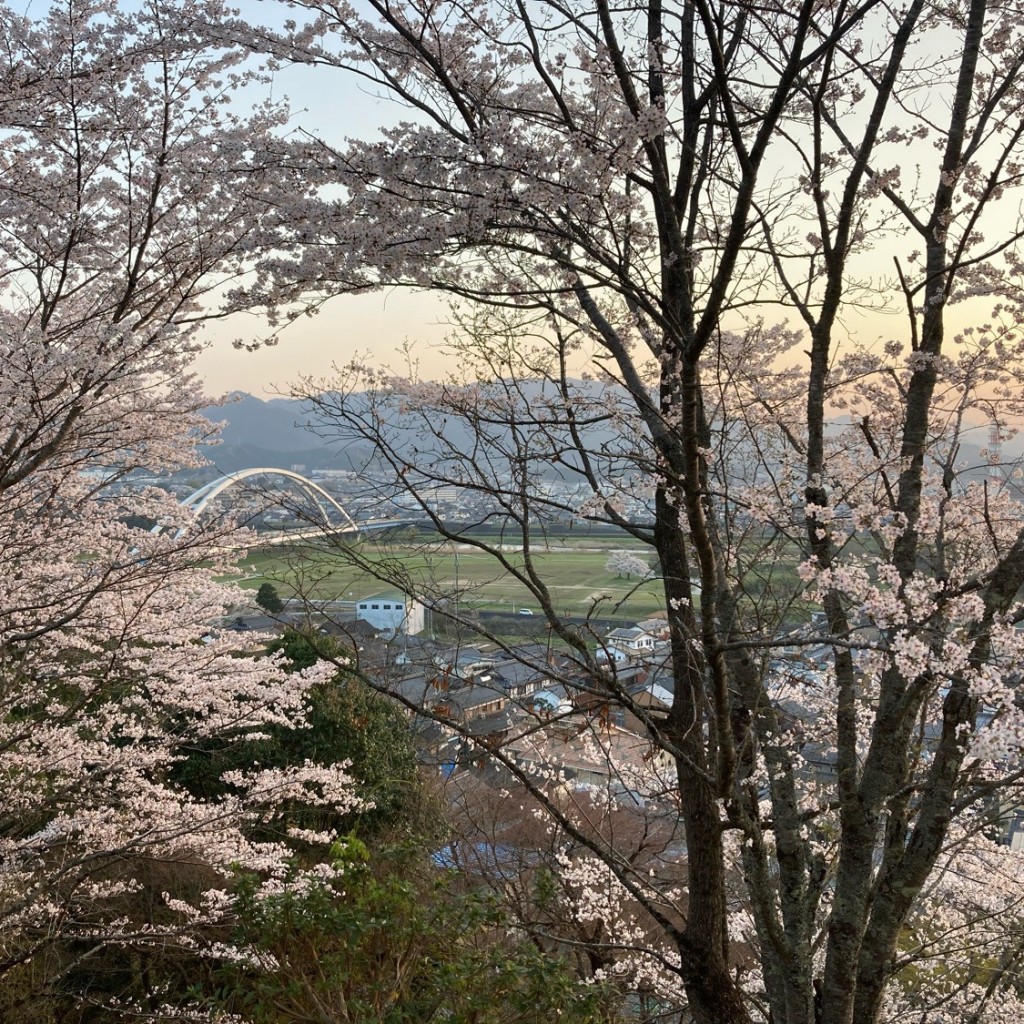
[158, 468, 417, 544]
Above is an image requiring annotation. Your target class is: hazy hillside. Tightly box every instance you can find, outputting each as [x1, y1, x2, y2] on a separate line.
[199, 393, 375, 474]
[197, 383, 626, 477]
[200, 391, 1024, 482]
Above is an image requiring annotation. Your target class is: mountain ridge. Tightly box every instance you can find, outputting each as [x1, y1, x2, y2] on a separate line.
[199, 390, 1022, 479]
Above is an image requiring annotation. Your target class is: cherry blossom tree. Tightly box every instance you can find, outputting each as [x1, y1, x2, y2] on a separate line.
[605, 552, 653, 581]
[236, 1, 1024, 1022]
[0, 3, 360, 1019]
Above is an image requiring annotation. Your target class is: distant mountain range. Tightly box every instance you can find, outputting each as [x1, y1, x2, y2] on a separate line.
[198, 383, 624, 477]
[200, 391, 1023, 481]
[198, 393, 373, 475]
[199, 382, 651, 479]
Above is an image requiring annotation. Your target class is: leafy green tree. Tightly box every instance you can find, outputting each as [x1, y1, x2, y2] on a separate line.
[255, 581, 285, 614]
[208, 838, 627, 1024]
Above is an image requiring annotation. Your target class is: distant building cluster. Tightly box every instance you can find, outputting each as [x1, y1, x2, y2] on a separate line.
[332, 593, 1024, 847]
[337, 595, 679, 804]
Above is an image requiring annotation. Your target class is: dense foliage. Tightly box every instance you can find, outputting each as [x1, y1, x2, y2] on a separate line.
[211, 837, 627, 1024]
[175, 629, 423, 839]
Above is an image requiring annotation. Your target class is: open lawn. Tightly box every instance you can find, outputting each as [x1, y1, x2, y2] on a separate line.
[227, 537, 671, 621]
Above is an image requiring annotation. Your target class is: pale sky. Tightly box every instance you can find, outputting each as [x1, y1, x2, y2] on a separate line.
[13, 2, 1011, 403]
[196, 288, 453, 397]
[191, 3, 1006, 411]
[195, 4, 455, 396]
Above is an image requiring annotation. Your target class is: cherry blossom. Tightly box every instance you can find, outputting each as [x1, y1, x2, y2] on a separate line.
[0, 3, 361, 1017]
[250, 1, 1024, 1021]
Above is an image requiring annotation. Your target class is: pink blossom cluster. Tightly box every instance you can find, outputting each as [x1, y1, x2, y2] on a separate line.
[0, 2, 365, 1013]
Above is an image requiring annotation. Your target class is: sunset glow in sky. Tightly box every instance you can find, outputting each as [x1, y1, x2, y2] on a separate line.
[192, 3, 455, 396]
[196, 288, 452, 396]
[190, 2, 1005, 411]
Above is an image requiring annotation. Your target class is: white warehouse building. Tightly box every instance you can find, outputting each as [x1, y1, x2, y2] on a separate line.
[355, 591, 425, 636]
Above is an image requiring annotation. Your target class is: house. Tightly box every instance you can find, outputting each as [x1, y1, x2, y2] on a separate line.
[596, 646, 628, 665]
[605, 626, 656, 654]
[488, 658, 550, 699]
[636, 617, 670, 639]
[436, 682, 509, 723]
[355, 591, 425, 635]
[504, 721, 674, 798]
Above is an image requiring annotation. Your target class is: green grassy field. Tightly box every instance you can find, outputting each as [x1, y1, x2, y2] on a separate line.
[227, 536, 671, 621]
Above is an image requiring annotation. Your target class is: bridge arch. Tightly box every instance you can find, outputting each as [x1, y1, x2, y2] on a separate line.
[165, 468, 358, 538]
